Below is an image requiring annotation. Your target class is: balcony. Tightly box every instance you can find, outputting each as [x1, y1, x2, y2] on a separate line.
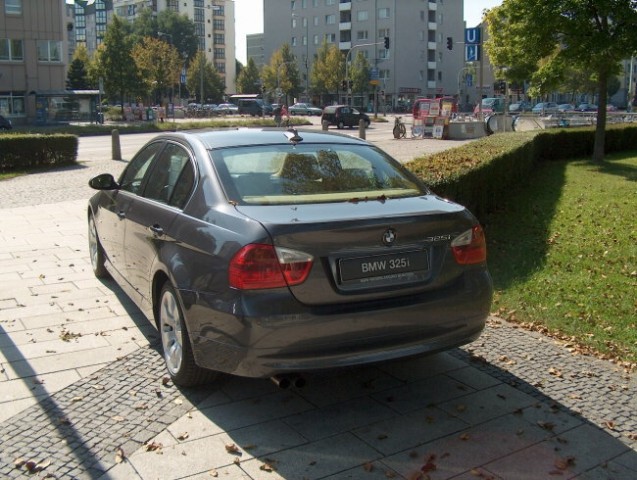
[339, 41, 352, 50]
[428, 41, 437, 50]
[339, 21, 351, 30]
[428, 61, 436, 69]
[428, 22, 437, 30]
[427, 80, 437, 89]
[429, 1, 437, 11]
[339, 2, 352, 11]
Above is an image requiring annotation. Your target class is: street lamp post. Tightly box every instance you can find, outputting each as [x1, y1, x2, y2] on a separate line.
[293, 14, 310, 102]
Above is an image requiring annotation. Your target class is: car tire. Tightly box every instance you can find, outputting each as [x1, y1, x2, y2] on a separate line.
[88, 213, 109, 279]
[158, 283, 217, 387]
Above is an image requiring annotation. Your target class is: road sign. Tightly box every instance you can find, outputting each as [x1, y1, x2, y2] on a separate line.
[465, 28, 481, 45]
[466, 74, 473, 87]
[465, 44, 481, 62]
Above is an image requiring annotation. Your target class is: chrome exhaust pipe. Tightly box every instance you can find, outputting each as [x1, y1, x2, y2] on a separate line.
[270, 374, 306, 389]
[270, 375, 291, 389]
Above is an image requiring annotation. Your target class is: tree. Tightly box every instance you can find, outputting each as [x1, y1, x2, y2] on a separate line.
[131, 8, 198, 63]
[186, 51, 225, 103]
[132, 36, 182, 105]
[98, 15, 140, 109]
[262, 44, 301, 105]
[350, 51, 371, 104]
[66, 44, 91, 90]
[485, 0, 637, 162]
[236, 57, 261, 94]
[310, 41, 345, 104]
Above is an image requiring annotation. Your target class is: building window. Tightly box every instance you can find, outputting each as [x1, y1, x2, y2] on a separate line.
[216, 62, 225, 73]
[214, 33, 225, 45]
[0, 95, 25, 116]
[291, 0, 296, 9]
[37, 40, 62, 62]
[214, 47, 225, 59]
[167, 0, 178, 12]
[302, 35, 307, 46]
[326, 0, 335, 5]
[325, 33, 336, 43]
[5, 0, 21, 15]
[194, 9, 204, 22]
[292, 36, 297, 46]
[0, 39, 24, 61]
[380, 69, 390, 79]
[313, 34, 319, 45]
[213, 19, 224, 29]
[313, 0, 318, 6]
[326, 14, 336, 25]
[292, 18, 297, 28]
[378, 28, 390, 39]
[378, 7, 390, 19]
[314, 16, 319, 26]
[357, 30, 368, 40]
[379, 48, 389, 59]
[213, 5, 225, 15]
[357, 10, 368, 21]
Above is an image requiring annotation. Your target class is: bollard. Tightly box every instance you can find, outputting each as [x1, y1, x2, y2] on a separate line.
[322, 120, 329, 131]
[358, 119, 366, 140]
[111, 129, 122, 161]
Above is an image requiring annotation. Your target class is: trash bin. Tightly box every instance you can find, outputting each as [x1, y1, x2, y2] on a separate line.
[146, 108, 154, 121]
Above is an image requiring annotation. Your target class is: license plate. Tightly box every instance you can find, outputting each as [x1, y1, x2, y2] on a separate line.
[339, 250, 429, 282]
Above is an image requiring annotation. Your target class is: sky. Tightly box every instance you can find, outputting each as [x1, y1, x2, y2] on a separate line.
[233, 0, 503, 64]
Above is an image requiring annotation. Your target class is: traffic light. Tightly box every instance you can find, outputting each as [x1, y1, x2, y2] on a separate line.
[380, 90, 385, 96]
[348, 80, 353, 89]
[384, 36, 390, 49]
[446, 37, 453, 50]
[341, 79, 347, 90]
[261, 84, 266, 94]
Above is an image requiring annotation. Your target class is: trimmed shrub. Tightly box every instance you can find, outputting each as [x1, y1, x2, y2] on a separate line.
[0, 134, 78, 172]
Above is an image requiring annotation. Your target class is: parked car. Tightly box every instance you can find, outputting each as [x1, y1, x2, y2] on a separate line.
[557, 104, 575, 113]
[0, 114, 13, 130]
[606, 104, 618, 112]
[289, 103, 323, 116]
[531, 102, 559, 115]
[576, 103, 597, 112]
[474, 97, 505, 116]
[321, 105, 370, 129]
[215, 103, 239, 115]
[87, 129, 492, 386]
[237, 98, 272, 116]
[508, 101, 532, 113]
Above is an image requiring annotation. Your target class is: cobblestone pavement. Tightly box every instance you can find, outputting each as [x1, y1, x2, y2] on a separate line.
[0, 128, 635, 479]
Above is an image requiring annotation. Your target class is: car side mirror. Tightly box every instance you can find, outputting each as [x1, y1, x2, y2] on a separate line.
[89, 173, 119, 190]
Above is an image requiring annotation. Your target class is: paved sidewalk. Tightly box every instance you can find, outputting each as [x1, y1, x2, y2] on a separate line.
[0, 128, 635, 479]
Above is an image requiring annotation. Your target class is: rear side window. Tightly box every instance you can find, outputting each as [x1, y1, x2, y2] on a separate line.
[119, 142, 163, 195]
[143, 143, 195, 208]
[212, 144, 424, 205]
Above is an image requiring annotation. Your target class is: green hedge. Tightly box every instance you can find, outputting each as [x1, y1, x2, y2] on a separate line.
[408, 125, 637, 219]
[0, 134, 78, 172]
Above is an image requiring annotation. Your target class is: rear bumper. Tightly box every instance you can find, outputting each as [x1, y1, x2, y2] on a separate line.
[182, 270, 492, 378]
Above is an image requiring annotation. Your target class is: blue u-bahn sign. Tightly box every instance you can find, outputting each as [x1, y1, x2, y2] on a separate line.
[465, 28, 481, 45]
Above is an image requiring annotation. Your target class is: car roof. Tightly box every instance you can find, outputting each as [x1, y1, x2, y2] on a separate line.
[155, 128, 371, 150]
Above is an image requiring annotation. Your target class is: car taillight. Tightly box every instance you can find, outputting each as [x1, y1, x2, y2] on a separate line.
[451, 225, 487, 265]
[229, 244, 314, 290]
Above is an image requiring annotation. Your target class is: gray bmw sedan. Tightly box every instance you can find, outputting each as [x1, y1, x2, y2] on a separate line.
[88, 128, 492, 386]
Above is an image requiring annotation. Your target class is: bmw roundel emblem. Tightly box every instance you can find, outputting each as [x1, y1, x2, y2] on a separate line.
[382, 228, 396, 246]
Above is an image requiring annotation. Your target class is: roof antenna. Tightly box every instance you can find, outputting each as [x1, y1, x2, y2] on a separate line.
[284, 127, 303, 144]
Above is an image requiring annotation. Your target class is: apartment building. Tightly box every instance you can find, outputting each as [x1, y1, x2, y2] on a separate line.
[0, 0, 69, 124]
[262, 0, 466, 108]
[70, 0, 236, 95]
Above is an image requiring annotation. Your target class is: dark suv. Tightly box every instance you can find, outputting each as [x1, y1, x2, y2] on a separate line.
[0, 114, 12, 130]
[237, 99, 272, 116]
[321, 105, 370, 129]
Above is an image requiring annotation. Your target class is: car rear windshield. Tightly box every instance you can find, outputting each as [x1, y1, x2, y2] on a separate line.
[210, 143, 425, 205]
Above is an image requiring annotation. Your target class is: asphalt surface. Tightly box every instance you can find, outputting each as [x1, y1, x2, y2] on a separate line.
[0, 121, 635, 480]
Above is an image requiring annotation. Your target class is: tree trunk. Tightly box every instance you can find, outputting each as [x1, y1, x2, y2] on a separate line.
[592, 70, 608, 164]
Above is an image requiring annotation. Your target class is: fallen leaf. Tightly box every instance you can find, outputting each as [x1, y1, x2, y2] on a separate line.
[13, 458, 26, 468]
[93, 384, 105, 390]
[71, 396, 84, 402]
[538, 421, 555, 431]
[115, 447, 125, 463]
[144, 441, 163, 452]
[604, 421, 616, 430]
[111, 415, 125, 422]
[209, 468, 219, 477]
[177, 432, 189, 441]
[459, 433, 470, 441]
[162, 376, 171, 386]
[225, 444, 241, 455]
[554, 456, 575, 470]
[363, 462, 374, 472]
[174, 398, 183, 405]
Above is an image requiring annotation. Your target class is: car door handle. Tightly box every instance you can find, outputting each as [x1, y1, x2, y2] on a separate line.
[117, 210, 126, 219]
[149, 224, 164, 236]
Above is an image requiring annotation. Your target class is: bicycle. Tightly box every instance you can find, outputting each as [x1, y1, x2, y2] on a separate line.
[393, 116, 407, 138]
